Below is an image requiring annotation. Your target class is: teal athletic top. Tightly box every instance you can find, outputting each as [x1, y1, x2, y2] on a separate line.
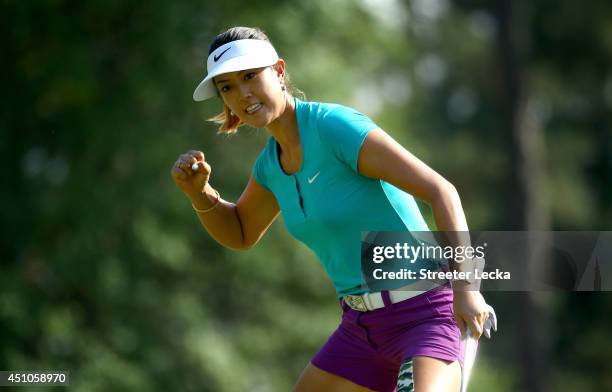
[253, 98, 431, 298]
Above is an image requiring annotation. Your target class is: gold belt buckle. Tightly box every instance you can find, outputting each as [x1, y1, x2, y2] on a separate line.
[344, 295, 368, 312]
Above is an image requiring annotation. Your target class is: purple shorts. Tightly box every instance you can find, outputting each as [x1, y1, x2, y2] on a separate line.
[312, 284, 467, 392]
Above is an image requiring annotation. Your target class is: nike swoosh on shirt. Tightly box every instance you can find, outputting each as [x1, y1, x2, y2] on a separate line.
[308, 171, 321, 184]
[213, 47, 231, 62]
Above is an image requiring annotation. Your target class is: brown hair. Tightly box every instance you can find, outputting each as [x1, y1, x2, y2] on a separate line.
[206, 26, 303, 134]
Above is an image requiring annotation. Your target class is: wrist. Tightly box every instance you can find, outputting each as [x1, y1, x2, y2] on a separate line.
[450, 256, 485, 291]
[452, 280, 473, 292]
[190, 184, 218, 210]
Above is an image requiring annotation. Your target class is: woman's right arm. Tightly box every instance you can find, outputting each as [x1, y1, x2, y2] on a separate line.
[171, 150, 280, 251]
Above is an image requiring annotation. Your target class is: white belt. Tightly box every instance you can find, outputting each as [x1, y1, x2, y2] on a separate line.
[343, 279, 448, 312]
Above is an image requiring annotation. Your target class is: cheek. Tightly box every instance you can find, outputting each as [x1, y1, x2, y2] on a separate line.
[221, 95, 240, 114]
[259, 73, 282, 95]
[260, 83, 284, 111]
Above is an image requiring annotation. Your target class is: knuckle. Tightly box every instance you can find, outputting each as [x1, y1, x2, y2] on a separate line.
[189, 150, 204, 158]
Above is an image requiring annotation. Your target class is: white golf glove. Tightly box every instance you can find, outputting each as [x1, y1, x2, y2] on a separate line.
[481, 304, 497, 339]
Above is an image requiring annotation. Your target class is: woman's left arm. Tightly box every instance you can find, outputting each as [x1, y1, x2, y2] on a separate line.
[358, 128, 467, 232]
[357, 128, 489, 339]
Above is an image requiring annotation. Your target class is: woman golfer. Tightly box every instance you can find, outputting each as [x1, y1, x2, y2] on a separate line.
[172, 26, 491, 392]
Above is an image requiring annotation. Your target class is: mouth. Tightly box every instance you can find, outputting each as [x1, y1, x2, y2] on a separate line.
[245, 103, 263, 115]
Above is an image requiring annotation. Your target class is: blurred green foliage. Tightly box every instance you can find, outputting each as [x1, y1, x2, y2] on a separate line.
[1, 0, 611, 391]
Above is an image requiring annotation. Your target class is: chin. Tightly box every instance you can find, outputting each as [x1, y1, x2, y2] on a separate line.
[241, 119, 265, 128]
[244, 115, 272, 128]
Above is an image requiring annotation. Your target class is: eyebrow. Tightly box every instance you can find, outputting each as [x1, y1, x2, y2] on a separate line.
[215, 70, 246, 84]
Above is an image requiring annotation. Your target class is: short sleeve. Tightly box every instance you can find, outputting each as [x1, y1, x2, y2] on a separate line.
[252, 150, 270, 191]
[317, 105, 379, 171]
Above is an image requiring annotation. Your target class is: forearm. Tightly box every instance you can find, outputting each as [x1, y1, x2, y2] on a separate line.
[430, 181, 469, 232]
[191, 183, 246, 250]
[430, 181, 481, 290]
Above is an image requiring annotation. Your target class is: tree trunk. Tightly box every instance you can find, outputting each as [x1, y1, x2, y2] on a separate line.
[495, 0, 551, 391]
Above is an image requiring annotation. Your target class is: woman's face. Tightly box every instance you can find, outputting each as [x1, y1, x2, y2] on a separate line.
[213, 61, 286, 128]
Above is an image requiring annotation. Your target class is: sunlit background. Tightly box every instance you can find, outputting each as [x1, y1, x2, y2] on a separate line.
[2, 0, 611, 390]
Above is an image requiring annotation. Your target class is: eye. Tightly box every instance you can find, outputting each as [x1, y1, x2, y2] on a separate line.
[219, 85, 230, 93]
[244, 72, 256, 80]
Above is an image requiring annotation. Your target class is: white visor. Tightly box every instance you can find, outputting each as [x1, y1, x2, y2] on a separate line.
[193, 39, 279, 102]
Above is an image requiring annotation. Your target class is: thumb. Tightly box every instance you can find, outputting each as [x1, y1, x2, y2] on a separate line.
[191, 161, 211, 191]
[192, 160, 211, 175]
[466, 318, 483, 340]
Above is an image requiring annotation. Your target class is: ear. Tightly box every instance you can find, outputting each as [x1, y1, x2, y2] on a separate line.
[273, 59, 286, 80]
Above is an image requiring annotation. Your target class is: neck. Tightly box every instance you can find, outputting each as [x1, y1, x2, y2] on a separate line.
[267, 94, 299, 156]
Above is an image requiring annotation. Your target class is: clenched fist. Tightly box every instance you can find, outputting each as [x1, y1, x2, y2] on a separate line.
[171, 150, 211, 202]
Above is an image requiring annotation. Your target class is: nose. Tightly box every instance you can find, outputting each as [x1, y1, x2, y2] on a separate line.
[237, 82, 253, 101]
